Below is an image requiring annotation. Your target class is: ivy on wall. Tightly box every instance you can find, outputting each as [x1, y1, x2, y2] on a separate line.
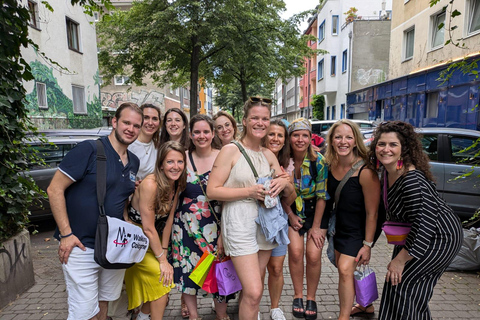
[25, 61, 103, 129]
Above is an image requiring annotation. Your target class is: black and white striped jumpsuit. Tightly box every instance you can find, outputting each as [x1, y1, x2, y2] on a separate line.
[379, 170, 463, 320]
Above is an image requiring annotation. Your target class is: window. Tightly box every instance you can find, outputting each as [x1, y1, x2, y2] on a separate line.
[72, 85, 86, 114]
[468, 0, 480, 35]
[93, 12, 99, 22]
[28, 1, 39, 29]
[318, 20, 325, 42]
[450, 136, 480, 165]
[431, 11, 446, 49]
[404, 27, 415, 60]
[332, 105, 336, 120]
[340, 104, 345, 119]
[36, 82, 47, 109]
[66, 18, 80, 52]
[426, 92, 439, 118]
[342, 50, 348, 73]
[114, 75, 130, 85]
[332, 15, 339, 35]
[331, 56, 336, 76]
[421, 135, 439, 161]
[326, 106, 330, 120]
[317, 59, 324, 80]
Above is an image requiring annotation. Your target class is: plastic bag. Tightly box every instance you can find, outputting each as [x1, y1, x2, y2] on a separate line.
[447, 227, 480, 271]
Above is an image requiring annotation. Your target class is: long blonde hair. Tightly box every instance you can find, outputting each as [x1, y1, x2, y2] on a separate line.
[153, 141, 187, 216]
[324, 119, 369, 166]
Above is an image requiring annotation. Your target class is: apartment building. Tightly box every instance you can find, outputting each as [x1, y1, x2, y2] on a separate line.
[347, 0, 480, 129]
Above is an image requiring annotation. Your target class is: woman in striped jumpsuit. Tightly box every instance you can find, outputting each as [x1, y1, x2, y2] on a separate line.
[369, 121, 462, 320]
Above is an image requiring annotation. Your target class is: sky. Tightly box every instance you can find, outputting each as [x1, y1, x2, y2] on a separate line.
[281, 0, 318, 32]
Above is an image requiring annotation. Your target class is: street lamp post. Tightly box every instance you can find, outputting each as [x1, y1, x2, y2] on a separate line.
[293, 56, 299, 120]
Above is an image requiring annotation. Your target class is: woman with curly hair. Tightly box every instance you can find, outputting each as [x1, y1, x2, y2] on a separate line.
[323, 119, 380, 319]
[124, 141, 188, 320]
[369, 121, 462, 320]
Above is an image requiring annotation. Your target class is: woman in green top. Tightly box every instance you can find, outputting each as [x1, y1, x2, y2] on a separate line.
[286, 118, 329, 320]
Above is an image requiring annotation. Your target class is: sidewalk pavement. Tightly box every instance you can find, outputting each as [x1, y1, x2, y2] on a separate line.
[1, 231, 479, 320]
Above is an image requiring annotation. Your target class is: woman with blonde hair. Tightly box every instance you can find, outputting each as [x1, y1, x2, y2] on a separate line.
[213, 111, 238, 146]
[124, 141, 187, 320]
[323, 119, 380, 319]
[207, 97, 294, 320]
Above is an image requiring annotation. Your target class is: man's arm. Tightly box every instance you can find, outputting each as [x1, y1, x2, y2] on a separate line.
[47, 170, 86, 264]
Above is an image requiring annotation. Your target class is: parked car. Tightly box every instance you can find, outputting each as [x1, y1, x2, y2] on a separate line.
[310, 119, 376, 137]
[25, 131, 109, 220]
[365, 127, 480, 222]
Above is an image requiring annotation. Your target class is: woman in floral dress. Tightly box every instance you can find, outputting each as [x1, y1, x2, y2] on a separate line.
[171, 114, 231, 320]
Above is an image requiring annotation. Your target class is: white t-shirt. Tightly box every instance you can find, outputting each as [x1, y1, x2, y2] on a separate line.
[128, 140, 158, 180]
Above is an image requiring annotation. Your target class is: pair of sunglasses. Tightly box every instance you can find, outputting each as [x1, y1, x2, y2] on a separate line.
[249, 96, 272, 104]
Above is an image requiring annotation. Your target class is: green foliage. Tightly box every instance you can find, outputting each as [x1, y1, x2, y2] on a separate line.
[0, 0, 45, 242]
[311, 95, 325, 120]
[24, 61, 102, 129]
[97, 0, 317, 116]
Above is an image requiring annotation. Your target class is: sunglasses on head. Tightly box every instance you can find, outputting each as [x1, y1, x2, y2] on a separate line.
[249, 96, 272, 104]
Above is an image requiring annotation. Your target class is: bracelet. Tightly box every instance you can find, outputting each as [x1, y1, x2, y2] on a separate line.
[286, 211, 294, 216]
[59, 232, 73, 239]
[162, 247, 168, 250]
[155, 251, 164, 259]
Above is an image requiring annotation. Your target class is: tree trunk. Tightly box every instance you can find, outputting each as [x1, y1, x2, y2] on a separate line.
[189, 37, 200, 118]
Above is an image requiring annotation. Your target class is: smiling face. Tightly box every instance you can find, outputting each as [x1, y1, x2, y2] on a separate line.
[165, 111, 185, 141]
[290, 129, 311, 155]
[332, 124, 356, 158]
[161, 150, 185, 182]
[190, 120, 214, 150]
[215, 115, 234, 145]
[375, 132, 402, 170]
[141, 107, 161, 138]
[112, 108, 142, 146]
[266, 124, 286, 156]
[242, 105, 270, 140]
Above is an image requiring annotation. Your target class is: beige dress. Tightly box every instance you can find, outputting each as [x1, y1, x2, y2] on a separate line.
[221, 144, 278, 256]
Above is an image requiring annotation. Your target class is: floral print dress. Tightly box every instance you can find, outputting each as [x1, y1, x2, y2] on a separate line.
[172, 167, 221, 295]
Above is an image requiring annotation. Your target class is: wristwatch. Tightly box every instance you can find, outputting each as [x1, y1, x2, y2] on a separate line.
[363, 240, 373, 248]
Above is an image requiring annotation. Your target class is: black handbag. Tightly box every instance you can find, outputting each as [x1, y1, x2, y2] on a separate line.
[93, 140, 148, 269]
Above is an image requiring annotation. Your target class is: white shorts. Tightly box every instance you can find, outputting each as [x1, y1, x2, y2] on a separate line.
[62, 247, 125, 320]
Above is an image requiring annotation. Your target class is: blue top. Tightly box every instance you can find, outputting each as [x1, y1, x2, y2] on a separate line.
[53, 136, 140, 249]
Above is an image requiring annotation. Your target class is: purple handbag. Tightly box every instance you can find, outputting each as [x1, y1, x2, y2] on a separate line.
[354, 266, 378, 307]
[382, 173, 412, 245]
[215, 259, 242, 296]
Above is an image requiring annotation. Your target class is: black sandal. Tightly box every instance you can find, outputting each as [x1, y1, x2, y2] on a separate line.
[292, 298, 305, 318]
[305, 300, 317, 320]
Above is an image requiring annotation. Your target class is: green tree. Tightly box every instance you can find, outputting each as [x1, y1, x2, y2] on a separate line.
[0, 0, 109, 241]
[311, 94, 325, 120]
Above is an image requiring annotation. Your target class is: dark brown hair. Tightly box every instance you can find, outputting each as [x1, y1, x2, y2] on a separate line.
[263, 119, 291, 168]
[140, 103, 161, 148]
[368, 121, 434, 181]
[188, 114, 221, 152]
[159, 108, 189, 149]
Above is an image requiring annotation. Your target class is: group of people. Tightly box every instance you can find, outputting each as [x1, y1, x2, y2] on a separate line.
[48, 98, 463, 320]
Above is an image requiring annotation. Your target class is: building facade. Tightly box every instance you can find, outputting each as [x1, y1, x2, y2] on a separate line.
[299, 14, 318, 119]
[347, 0, 480, 130]
[316, 0, 392, 120]
[22, 0, 103, 129]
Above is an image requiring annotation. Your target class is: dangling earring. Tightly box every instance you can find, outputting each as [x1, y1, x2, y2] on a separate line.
[376, 159, 380, 170]
[396, 157, 403, 170]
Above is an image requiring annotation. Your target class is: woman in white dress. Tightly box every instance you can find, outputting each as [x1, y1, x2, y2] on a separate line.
[207, 97, 295, 320]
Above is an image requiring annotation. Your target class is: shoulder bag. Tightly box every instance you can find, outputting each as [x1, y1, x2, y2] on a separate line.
[94, 140, 149, 269]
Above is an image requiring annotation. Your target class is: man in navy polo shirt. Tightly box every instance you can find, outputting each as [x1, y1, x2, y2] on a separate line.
[47, 102, 143, 320]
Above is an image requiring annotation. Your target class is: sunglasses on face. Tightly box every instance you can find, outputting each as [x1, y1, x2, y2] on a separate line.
[249, 96, 272, 104]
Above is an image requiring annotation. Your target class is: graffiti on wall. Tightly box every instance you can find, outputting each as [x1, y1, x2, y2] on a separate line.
[0, 239, 27, 284]
[356, 68, 386, 86]
[101, 90, 165, 109]
[24, 61, 103, 129]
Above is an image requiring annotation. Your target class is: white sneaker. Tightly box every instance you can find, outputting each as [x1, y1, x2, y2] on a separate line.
[270, 308, 286, 320]
[258, 312, 261, 320]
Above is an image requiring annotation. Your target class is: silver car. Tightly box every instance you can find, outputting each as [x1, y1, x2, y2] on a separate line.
[25, 132, 108, 220]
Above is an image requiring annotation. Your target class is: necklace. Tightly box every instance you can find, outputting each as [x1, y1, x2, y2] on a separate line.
[141, 140, 153, 155]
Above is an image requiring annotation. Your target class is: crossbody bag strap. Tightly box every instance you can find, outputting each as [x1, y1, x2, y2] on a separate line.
[188, 151, 220, 224]
[334, 159, 365, 206]
[96, 139, 107, 217]
[231, 140, 258, 179]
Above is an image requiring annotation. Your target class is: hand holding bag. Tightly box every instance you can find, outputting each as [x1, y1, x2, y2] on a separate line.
[216, 258, 242, 296]
[354, 265, 378, 307]
[93, 140, 149, 269]
[189, 250, 215, 287]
